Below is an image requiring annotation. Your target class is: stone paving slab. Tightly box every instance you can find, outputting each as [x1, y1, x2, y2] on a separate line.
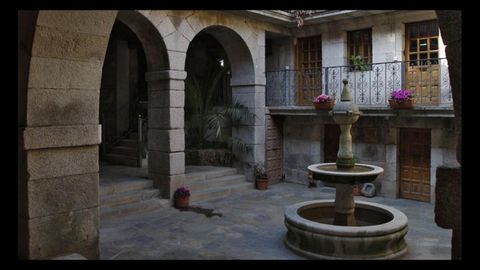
[100, 182, 452, 260]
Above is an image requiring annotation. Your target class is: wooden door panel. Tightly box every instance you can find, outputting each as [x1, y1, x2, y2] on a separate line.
[265, 115, 283, 184]
[399, 128, 431, 202]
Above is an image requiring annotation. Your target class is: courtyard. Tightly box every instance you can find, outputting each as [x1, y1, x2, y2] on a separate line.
[18, 10, 461, 260]
[100, 180, 452, 260]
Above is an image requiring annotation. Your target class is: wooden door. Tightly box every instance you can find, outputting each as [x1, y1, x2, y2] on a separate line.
[399, 128, 431, 202]
[295, 35, 322, 105]
[405, 20, 440, 105]
[324, 124, 340, 163]
[265, 114, 283, 184]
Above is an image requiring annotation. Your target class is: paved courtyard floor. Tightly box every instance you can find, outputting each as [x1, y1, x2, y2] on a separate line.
[100, 182, 452, 260]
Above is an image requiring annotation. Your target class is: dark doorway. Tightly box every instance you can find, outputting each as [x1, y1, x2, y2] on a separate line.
[99, 20, 148, 167]
[324, 124, 341, 163]
[184, 32, 234, 167]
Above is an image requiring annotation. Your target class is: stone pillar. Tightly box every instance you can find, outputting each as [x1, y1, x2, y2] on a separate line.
[231, 83, 266, 181]
[435, 10, 462, 260]
[18, 10, 118, 259]
[145, 70, 186, 199]
[434, 165, 461, 259]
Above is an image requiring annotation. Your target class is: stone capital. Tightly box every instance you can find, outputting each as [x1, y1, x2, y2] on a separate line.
[145, 70, 187, 82]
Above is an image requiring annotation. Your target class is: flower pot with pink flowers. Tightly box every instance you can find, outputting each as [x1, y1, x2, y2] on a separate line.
[312, 94, 335, 110]
[389, 89, 414, 109]
[174, 186, 190, 209]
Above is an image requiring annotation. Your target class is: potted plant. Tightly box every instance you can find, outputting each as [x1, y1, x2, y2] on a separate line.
[389, 89, 414, 109]
[312, 94, 335, 110]
[352, 184, 362, 196]
[350, 55, 369, 71]
[174, 186, 190, 209]
[254, 162, 268, 190]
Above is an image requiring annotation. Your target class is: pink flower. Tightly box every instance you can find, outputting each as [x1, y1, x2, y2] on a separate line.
[313, 94, 331, 104]
[390, 89, 413, 103]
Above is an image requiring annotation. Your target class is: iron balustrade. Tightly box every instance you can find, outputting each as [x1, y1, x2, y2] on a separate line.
[265, 58, 452, 108]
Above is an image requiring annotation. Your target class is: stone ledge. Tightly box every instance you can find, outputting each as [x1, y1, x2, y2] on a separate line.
[267, 106, 454, 118]
[52, 253, 87, 260]
[22, 125, 101, 150]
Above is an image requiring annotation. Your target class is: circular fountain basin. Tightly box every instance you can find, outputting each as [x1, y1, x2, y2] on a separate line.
[307, 163, 384, 185]
[284, 200, 408, 259]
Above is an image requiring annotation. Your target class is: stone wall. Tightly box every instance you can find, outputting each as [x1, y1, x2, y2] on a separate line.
[283, 116, 325, 185]
[282, 114, 457, 202]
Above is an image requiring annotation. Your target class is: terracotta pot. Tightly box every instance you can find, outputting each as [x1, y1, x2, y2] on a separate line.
[352, 185, 362, 196]
[313, 100, 335, 110]
[175, 196, 190, 209]
[255, 178, 269, 190]
[389, 99, 413, 109]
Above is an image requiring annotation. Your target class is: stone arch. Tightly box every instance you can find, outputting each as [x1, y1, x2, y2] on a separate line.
[116, 10, 169, 71]
[184, 24, 265, 179]
[18, 10, 172, 259]
[196, 25, 256, 86]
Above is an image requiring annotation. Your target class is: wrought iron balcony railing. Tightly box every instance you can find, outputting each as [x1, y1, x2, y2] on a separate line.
[265, 58, 453, 108]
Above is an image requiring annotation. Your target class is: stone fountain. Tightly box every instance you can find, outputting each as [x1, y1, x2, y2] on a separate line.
[284, 80, 408, 259]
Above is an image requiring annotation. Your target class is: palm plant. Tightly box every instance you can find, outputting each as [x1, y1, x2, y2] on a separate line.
[185, 63, 255, 157]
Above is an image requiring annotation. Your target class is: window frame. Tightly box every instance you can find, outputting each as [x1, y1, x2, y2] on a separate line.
[347, 28, 372, 70]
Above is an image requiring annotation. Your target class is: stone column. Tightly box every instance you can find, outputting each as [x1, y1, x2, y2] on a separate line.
[435, 10, 462, 260]
[231, 83, 266, 181]
[337, 124, 354, 168]
[145, 70, 186, 199]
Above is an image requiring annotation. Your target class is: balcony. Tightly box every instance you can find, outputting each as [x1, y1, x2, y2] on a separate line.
[265, 59, 453, 113]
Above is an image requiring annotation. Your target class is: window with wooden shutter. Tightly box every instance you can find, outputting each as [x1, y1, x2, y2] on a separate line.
[295, 35, 322, 105]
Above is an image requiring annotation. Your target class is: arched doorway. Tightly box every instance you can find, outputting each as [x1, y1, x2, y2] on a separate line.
[184, 31, 234, 167]
[196, 26, 260, 180]
[181, 25, 260, 202]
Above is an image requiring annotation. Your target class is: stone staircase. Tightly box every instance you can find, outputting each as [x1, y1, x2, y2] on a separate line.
[102, 132, 146, 167]
[185, 166, 252, 203]
[99, 165, 252, 220]
[100, 178, 169, 220]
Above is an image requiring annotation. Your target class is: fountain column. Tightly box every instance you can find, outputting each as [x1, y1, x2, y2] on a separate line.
[330, 79, 361, 226]
[334, 184, 356, 225]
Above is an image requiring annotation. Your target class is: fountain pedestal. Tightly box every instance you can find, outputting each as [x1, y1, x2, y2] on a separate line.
[333, 184, 356, 226]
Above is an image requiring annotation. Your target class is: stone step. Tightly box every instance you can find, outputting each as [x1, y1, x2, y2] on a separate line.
[100, 179, 153, 196]
[100, 188, 160, 208]
[128, 132, 138, 140]
[100, 198, 170, 220]
[187, 174, 247, 191]
[110, 145, 138, 157]
[185, 167, 238, 182]
[190, 182, 252, 203]
[102, 153, 138, 167]
[118, 139, 138, 148]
